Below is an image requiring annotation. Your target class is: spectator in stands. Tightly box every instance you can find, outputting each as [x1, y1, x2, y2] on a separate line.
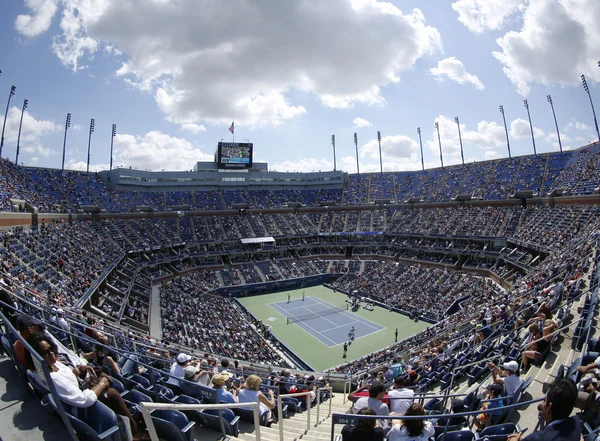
[508, 378, 580, 441]
[212, 372, 238, 403]
[387, 376, 414, 416]
[28, 333, 148, 440]
[474, 383, 504, 431]
[521, 323, 552, 371]
[183, 362, 210, 385]
[167, 353, 198, 388]
[237, 374, 276, 424]
[14, 314, 44, 371]
[352, 382, 389, 428]
[436, 398, 467, 429]
[487, 360, 522, 396]
[341, 407, 385, 441]
[83, 342, 121, 375]
[388, 403, 434, 441]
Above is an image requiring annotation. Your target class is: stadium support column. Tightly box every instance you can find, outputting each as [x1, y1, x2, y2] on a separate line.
[454, 117, 464, 165]
[331, 134, 336, 171]
[435, 121, 443, 168]
[15, 99, 28, 165]
[499, 105, 511, 159]
[0, 85, 16, 159]
[417, 127, 424, 171]
[354, 132, 360, 175]
[87, 118, 95, 173]
[110, 124, 116, 170]
[547, 95, 563, 154]
[582, 75, 600, 143]
[523, 100, 537, 156]
[62, 113, 71, 171]
[377, 130, 383, 174]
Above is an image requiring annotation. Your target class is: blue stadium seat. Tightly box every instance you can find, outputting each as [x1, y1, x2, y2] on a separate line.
[199, 408, 240, 437]
[150, 409, 195, 441]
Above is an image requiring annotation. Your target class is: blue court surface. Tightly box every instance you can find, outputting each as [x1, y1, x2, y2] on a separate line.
[269, 297, 384, 347]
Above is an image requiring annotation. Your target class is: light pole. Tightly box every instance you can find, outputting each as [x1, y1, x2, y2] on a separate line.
[61, 113, 71, 171]
[86, 118, 95, 172]
[523, 100, 537, 156]
[353, 132, 360, 175]
[499, 105, 511, 159]
[454, 117, 464, 165]
[581, 74, 600, 142]
[377, 130, 383, 174]
[15, 99, 28, 165]
[0, 85, 16, 159]
[547, 95, 563, 154]
[331, 134, 336, 171]
[435, 121, 443, 168]
[417, 127, 424, 171]
[110, 124, 116, 170]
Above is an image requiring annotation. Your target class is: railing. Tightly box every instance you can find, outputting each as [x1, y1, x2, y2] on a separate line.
[140, 401, 262, 441]
[277, 390, 311, 441]
[315, 386, 333, 426]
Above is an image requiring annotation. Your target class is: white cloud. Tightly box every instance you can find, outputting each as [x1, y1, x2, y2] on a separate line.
[14, 0, 59, 37]
[111, 131, 213, 171]
[544, 132, 573, 152]
[429, 57, 485, 90]
[270, 157, 334, 173]
[353, 117, 372, 128]
[362, 134, 420, 172]
[65, 160, 109, 172]
[509, 118, 544, 139]
[20, 0, 442, 127]
[493, 0, 600, 95]
[180, 123, 206, 134]
[451, 0, 526, 33]
[0, 106, 60, 159]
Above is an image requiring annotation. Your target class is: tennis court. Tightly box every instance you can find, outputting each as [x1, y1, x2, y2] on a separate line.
[238, 286, 429, 370]
[269, 297, 384, 347]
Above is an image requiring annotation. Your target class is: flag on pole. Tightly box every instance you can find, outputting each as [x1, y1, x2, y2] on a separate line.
[228, 121, 234, 134]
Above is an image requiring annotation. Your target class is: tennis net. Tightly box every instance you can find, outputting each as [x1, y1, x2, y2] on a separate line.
[287, 304, 348, 324]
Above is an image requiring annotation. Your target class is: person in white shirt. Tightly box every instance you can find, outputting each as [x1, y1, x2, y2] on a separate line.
[487, 360, 522, 396]
[167, 353, 199, 387]
[388, 403, 435, 441]
[388, 377, 414, 416]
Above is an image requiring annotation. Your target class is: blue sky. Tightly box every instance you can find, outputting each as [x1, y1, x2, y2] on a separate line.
[1, 0, 599, 173]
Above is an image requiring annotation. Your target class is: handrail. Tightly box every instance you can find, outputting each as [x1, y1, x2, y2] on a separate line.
[277, 390, 311, 441]
[315, 386, 333, 426]
[139, 400, 262, 441]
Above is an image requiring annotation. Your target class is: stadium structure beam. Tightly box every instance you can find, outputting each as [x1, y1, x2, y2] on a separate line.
[87, 118, 95, 173]
[581, 74, 600, 143]
[331, 134, 336, 171]
[0, 85, 16, 159]
[15, 99, 28, 165]
[499, 105, 511, 159]
[454, 117, 464, 165]
[353, 132, 360, 176]
[377, 131, 383, 174]
[417, 127, 424, 171]
[523, 100, 537, 156]
[547, 95, 563, 154]
[110, 124, 116, 170]
[62, 113, 71, 171]
[435, 121, 443, 168]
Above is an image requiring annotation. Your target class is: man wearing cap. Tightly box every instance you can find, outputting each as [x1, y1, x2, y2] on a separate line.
[167, 353, 198, 387]
[56, 309, 69, 332]
[436, 398, 467, 428]
[213, 373, 238, 403]
[487, 360, 523, 397]
[387, 376, 414, 416]
[14, 314, 44, 371]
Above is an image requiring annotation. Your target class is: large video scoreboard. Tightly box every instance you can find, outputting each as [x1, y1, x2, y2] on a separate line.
[217, 142, 253, 169]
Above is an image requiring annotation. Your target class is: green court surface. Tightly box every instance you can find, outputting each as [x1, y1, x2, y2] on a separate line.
[237, 285, 430, 371]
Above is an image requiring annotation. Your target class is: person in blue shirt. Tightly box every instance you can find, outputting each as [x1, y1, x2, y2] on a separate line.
[474, 383, 504, 431]
[213, 373, 238, 403]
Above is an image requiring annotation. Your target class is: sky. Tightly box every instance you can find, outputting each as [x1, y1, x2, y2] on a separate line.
[1, 0, 600, 173]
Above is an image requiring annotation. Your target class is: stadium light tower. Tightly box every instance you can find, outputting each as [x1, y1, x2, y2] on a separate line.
[417, 127, 424, 171]
[581, 75, 600, 142]
[499, 105, 511, 159]
[15, 99, 28, 165]
[454, 117, 464, 165]
[435, 121, 443, 168]
[353, 132, 360, 175]
[110, 124, 116, 170]
[86, 118, 95, 172]
[61, 113, 71, 171]
[331, 134, 336, 171]
[377, 130, 383, 174]
[523, 100, 537, 156]
[547, 95, 563, 154]
[0, 85, 16, 159]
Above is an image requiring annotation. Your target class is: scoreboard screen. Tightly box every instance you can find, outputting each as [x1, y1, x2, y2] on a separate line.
[217, 142, 253, 169]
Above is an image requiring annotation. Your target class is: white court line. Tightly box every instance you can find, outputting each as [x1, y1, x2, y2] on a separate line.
[269, 302, 338, 347]
[310, 296, 384, 332]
